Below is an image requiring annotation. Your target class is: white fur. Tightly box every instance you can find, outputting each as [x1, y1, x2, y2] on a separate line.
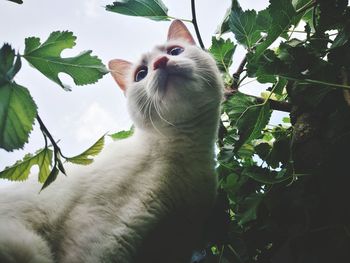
[0, 37, 223, 262]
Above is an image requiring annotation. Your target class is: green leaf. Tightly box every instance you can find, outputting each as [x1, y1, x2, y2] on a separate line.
[23, 31, 108, 90]
[224, 92, 271, 151]
[109, 128, 134, 140]
[215, 7, 231, 35]
[229, 8, 261, 49]
[6, 0, 23, 4]
[0, 82, 37, 151]
[243, 166, 291, 184]
[236, 102, 271, 150]
[255, 0, 297, 58]
[66, 134, 105, 165]
[209, 37, 236, 73]
[41, 166, 59, 191]
[0, 147, 52, 182]
[106, 0, 169, 21]
[238, 193, 263, 225]
[0, 44, 21, 85]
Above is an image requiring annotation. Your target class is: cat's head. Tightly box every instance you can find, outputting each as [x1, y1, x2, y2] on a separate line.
[109, 20, 223, 135]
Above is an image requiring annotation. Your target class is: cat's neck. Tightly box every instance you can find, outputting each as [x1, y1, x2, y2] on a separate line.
[133, 122, 218, 160]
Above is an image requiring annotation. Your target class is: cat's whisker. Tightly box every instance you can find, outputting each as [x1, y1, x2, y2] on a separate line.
[153, 95, 176, 128]
[148, 99, 166, 137]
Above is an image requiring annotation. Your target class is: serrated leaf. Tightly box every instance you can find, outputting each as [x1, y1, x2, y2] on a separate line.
[229, 8, 261, 49]
[106, 0, 169, 21]
[224, 92, 271, 151]
[0, 82, 37, 151]
[23, 31, 108, 89]
[209, 37, 236, 73]
[0, 147, 52, 182]
[66, 134, 105, 165]
[109, 128, 134, 140]
[0, 44, 22, 85]
[254, 0, 297, 58]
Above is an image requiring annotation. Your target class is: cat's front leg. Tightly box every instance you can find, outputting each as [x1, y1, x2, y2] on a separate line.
[0, 221, 54, 263]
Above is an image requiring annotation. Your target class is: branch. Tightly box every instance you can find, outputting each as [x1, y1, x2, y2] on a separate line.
[191, 0, 205, 49]
[36, 114, 67, 160]
[224, 89, 292, 113]
[296, 0, 317, 15]
[231, 55, 248, 90]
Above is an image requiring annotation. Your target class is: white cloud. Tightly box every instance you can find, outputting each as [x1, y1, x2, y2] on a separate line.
[75, 102, 116, 142]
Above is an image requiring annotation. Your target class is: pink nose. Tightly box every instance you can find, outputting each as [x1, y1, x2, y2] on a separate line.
[153, 56, 169, 70]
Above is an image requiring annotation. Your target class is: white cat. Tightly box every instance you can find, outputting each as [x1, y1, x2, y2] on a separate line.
[0, 20, 223, 263]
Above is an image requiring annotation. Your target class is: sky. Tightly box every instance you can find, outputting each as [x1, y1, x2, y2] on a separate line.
[0, 0, 272, 175]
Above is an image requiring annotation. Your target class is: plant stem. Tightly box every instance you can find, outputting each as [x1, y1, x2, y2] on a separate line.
[296, 0, 317, 15]
[36, 114, 67, 159]
[166, 16, 192, 23]
[191, 0, 205, 49]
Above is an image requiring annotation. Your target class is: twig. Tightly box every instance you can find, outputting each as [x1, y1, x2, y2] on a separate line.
[36, 114, 67, 159]
[191, 0, 205, 49]
[224, 89, 292, 112]
[231, 55, 248, 90]
[296, 0, 317, 15]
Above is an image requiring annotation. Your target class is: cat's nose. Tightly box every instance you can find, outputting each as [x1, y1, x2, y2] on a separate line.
[153, 56, 169, 70]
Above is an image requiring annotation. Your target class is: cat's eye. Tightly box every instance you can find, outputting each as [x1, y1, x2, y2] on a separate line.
[167, 46, 184, 56]
[135, 66, 148, 82]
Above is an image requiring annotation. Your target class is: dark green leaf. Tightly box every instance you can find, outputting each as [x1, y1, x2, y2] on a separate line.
[229, 8, 261, 49]
[238, 193, 263, 225]
[23, 31, 108, 90]
[6, 0, 23, 4]
[0, 82, 37, 151]
[243, 166, 291, 184]
[106, 0, 169, 21]
[0, 44, 21, 85]
[109, 128, 134, 140]
[41, 166, 59, 191]
[0, 147, 52, 182]
[215, 7, 231, 35]
[255, 0, 297, 58]
[235, 102, 271, 150]
[209, 37, 236, 72]
[66, 134, 105, 165]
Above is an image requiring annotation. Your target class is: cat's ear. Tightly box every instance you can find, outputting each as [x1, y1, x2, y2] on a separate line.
[108, 59, 132, 91]
[167, 20, 195, 45]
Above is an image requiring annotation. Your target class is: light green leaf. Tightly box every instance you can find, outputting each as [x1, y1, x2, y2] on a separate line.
[106, 0, 169, 21]
[255, 0, 297, 58]
[209, 37, 236, 73]
[0, 82, 37, 151]
[109, 128, 134, 140]
[66, 134, 105, 165]
[0, 147, 52, 182]
[23, 31, 108, 90]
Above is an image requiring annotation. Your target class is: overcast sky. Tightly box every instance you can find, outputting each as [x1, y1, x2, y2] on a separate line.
[0, 0, 271, 174]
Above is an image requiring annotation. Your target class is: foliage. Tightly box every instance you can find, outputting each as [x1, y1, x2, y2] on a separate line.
[0, 29, 109, 188]
[23, 31, 108, 90]
[103, 0, 350, 261]
[106, 0, 169, 21]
